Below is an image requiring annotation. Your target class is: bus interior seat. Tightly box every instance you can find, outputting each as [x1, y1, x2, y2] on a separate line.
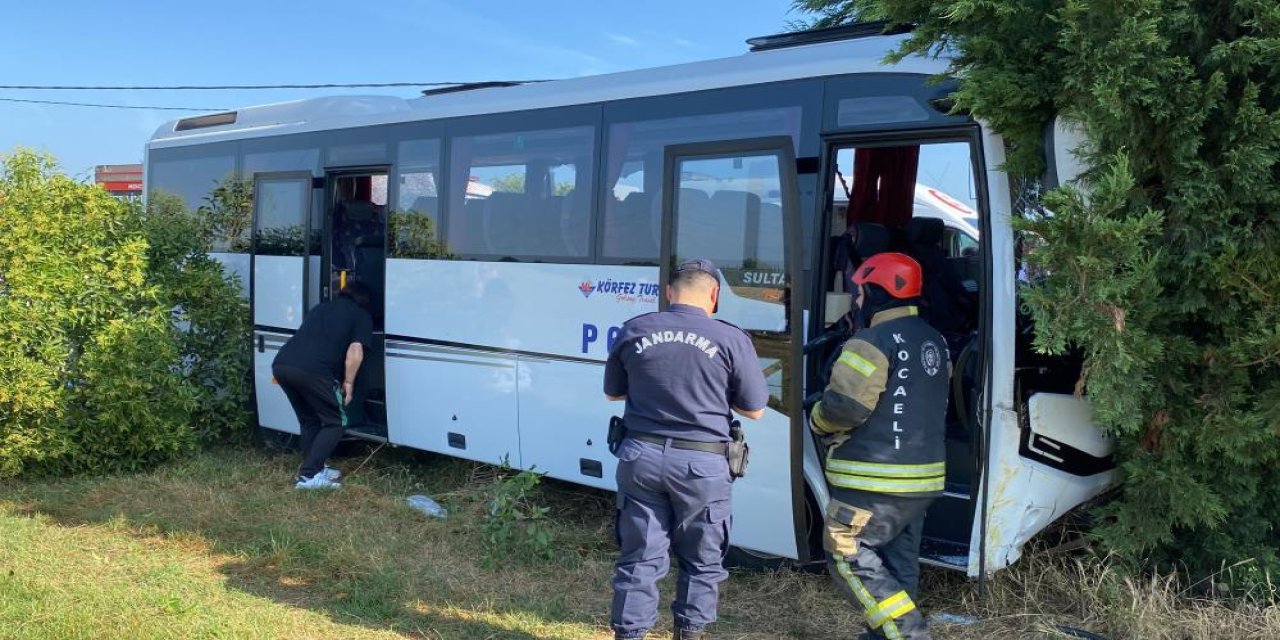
[819, 221, 892, 330]
[831, 222, 892, 290]
[948, 239, 982, 292]
[709, 189, 778, 269]
[482, 192, 526, 257]
[458, 197, 489, 254]
[678, 187, 711, 215]
[849, 221, 891, 264]
[559, 189, 590, 257]
[352, 233, 385, 324]
[483, 192, 570, 259]
[680, 189, 744, 266]
[756, 201, 785, 270]
[528, 195, 567, 257]
[397, 196, 439, 254]
[333, 199, 379, 271]
[607, 192, 658, 260]
[906, 216, 945, 248]
[409, 196, 438, 217]
[906, 216, 973, 345]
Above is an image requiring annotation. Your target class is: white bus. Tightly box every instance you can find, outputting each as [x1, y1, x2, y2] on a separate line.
[145, 24, 1114, 579]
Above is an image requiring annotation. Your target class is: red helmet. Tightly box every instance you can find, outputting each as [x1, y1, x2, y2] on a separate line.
[852, 252, 923, 299]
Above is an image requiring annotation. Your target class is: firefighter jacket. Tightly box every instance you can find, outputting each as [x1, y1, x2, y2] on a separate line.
[811, 306, 951, 497]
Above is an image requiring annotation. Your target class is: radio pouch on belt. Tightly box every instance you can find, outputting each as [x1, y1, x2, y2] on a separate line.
[607, 416, 627, 456]
[726, 420, 749, 479]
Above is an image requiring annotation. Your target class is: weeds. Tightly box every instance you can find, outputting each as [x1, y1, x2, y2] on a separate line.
[481, 457, 556, 566]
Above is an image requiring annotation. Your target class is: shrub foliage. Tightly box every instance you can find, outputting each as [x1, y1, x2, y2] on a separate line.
[793, 2, 1280, 576]
[136, 191, 251, 444]
[0, 150, 249, 477]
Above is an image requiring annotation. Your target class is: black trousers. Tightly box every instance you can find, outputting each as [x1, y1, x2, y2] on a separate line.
[272, 364, 347, 480]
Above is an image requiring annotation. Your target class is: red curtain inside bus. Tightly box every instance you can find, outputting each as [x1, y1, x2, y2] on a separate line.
[848, 146, 919, 230]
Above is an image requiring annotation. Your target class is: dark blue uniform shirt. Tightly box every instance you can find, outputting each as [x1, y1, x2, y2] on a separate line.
[604, 303, 769, 442]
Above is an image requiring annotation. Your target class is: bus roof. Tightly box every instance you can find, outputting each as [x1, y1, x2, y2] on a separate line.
[148, 32, 950, 149]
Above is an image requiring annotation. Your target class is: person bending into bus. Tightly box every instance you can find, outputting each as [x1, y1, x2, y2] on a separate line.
[809, 253, 951, 640]
[604, 259, 769, 640]
[272, 280, 374, 490]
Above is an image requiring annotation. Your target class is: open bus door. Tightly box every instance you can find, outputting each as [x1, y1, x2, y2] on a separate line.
[322, 170, 390, 441]
[251, 172, 316, 435]
[659, 137, 807, 559]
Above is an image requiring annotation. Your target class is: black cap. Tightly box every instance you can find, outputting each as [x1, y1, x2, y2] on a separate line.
[672, 258, 720, 284]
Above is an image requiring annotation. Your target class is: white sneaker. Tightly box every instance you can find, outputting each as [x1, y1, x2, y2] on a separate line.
[320, 466, 342, 482]
[296, 474, 341, 490]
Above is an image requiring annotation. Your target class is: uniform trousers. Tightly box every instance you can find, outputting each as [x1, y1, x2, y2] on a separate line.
[825, 490, 934, 640]
[272, 364, 347, 479]
[610, 437, 733, 639]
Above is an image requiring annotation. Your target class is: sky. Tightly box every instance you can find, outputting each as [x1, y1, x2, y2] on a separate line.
[0, 0, 801, 179]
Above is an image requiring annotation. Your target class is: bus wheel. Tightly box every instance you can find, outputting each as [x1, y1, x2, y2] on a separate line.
[254, 425, 298, 454]
[726, 545, 791, 570]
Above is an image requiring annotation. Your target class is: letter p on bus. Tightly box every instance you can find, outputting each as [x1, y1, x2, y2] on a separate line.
[581, 324, 599, 354]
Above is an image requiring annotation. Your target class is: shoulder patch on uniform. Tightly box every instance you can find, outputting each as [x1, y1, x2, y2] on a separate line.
[921, 340, 944, 377]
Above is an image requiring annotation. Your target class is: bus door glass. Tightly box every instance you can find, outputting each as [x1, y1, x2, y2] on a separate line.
[251, 172, 313, 434]
[325, 171, 389, 439]
[661, 137, 805, 559]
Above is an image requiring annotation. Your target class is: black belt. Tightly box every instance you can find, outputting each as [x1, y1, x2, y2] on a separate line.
[628, 432, 727, 454]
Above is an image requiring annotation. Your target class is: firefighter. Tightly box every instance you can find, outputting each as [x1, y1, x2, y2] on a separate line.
[810, 252, 951, 640]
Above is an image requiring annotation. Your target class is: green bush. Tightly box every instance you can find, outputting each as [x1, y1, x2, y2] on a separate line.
[136, 192, 251, 444]
[793, 2, 1280, 578]
[0, 150, 249, 477]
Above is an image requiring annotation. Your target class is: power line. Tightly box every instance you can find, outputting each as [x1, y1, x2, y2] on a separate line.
[0, 97, 225, 111]
[0, 81, 554, 91]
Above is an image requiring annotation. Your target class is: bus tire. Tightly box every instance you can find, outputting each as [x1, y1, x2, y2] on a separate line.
[254, 424, 298, 454]
[725, 544, 793, 571]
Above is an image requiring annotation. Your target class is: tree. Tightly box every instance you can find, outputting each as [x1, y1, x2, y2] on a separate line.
[137, 192, 251, 444]
[198, 175, 253, 253]
[0, 150, 251, 476]
[789, 0, 862, 30]
[793, 2, 1280, 580]
[0, 150, 194, 475]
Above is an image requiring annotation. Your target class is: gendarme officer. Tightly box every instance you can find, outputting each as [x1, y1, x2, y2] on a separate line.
[604, 259, 769, 640]
[811, 252, 951, 640]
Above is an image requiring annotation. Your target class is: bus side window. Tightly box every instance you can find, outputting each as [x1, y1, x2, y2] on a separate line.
[392, 138, 443, 259]
[446, 127, 594, 260]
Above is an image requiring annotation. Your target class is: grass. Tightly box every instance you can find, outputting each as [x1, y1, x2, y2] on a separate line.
[1, 443, 1279, 639]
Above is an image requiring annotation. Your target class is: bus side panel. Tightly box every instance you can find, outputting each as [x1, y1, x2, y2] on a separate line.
[254, 255, 305, 330]
[255, 330, 299, 435]
[385, 341, 520, 466]
[383, 258, 801, 558]
[982, 405, 1115, 572]
[730, 406, 800, 558]
[383, 260, 659, 361]
[518, 358, 620, 491]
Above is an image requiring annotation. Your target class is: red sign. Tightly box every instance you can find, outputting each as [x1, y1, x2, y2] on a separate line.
[100, 181, 143, 192]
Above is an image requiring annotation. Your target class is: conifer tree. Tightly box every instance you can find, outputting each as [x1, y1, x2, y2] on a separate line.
[792, 1, 1280, 578]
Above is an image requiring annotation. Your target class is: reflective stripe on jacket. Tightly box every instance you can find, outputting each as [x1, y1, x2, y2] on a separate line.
[812, 306, 951, 497]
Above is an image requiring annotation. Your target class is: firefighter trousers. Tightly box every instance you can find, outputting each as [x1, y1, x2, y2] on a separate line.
[824, 490, 934, 640]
